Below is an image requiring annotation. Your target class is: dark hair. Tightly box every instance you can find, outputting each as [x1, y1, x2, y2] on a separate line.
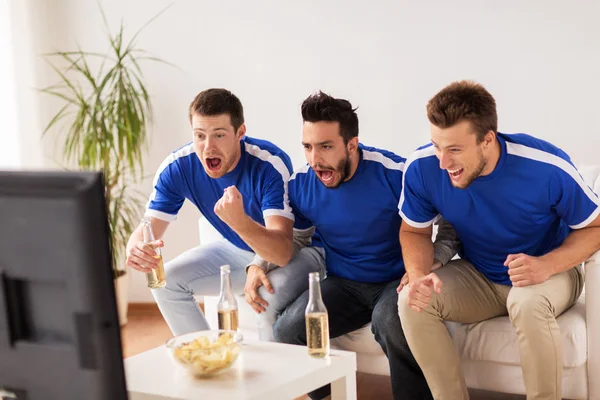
[426, 80, 497, 142]
[188, 88, 244, 131]
[301, 91, 359, 143]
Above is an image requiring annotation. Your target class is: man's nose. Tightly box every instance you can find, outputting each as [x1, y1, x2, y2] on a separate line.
[205, 137, 216, 152]
[438, 151, 451, 170]
[308, 149, 320, 166]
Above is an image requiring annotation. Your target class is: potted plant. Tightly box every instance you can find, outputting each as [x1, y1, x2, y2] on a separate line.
[40, 6, 169, 325]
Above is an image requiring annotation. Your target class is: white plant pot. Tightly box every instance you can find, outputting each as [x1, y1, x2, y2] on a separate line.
[114, 271, 130, 326]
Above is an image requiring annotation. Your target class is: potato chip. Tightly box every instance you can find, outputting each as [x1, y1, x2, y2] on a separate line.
[172, 333, 240, 377]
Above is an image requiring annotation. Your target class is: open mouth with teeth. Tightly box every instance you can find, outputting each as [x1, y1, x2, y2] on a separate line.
[447, 168, 464, 182]
[206, 157, 222, 172]
[316, 169, 335, 185]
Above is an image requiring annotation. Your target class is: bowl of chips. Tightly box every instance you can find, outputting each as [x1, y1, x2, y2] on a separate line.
[166, 330, 242, 377]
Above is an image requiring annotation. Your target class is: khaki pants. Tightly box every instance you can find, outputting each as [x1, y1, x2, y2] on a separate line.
[397, 260, 584, 400]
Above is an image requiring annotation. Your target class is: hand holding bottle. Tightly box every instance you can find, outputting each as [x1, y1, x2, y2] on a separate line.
[126, 239, 164, 272]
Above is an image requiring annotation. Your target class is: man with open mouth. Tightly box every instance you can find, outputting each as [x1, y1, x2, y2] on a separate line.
[398, 80, 600, 400]
[245, 91, 460, 400]
[124, 88, 296, 336]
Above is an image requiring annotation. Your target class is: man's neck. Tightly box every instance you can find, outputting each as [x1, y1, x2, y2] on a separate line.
[480, 137, 502, 176]
[226, 142, 242, 174]
[344, 148, 361, 182]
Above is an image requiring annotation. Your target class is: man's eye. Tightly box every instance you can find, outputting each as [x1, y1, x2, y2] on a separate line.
[323, 145, 331, 150]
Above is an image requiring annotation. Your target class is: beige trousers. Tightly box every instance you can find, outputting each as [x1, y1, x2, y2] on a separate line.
[397, 260, 584, 400]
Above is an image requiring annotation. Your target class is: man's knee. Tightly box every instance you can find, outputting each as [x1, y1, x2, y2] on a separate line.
[161, 261, 190, 293]
[372, 293, 401, 333]
[397, 288, 412, 320]
[272, 311, 306, 345]
[507, 288, 554, 324]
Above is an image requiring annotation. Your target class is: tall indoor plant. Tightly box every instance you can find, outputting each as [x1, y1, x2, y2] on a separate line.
[40, 6, 169, 325]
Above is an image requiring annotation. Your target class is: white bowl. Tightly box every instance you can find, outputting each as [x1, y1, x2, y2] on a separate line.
[166, 330, 242, 377]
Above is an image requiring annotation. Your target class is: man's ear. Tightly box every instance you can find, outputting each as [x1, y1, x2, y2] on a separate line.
[483, 130, 496, 148]
[237, 124, 247, 140]
[347, 137, 359, 154]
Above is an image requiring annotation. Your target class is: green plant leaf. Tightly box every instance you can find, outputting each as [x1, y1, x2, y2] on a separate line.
[40, 2, 174, 274]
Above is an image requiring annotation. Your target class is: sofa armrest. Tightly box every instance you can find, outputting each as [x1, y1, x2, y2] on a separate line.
[585, 248, 600, 399]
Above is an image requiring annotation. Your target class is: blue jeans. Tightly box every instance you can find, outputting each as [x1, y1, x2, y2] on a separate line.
[256, 247, 327, 341]
[273, 275, 433, 400]
[151, 239, 254, 335]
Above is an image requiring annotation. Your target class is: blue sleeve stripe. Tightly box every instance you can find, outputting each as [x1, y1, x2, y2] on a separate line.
[290, 164, 310, 181]
[145, 144, 194, 210]
[397, 146, 437, 222]
[244, 143, 293, 215]
[145, 209, 178, 222]
[362, 150, 405, 171]
[506, 142, 600, 209]
[263, 208, 295, 220]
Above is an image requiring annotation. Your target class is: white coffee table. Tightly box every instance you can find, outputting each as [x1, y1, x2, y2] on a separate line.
[124, 340, 357, 400]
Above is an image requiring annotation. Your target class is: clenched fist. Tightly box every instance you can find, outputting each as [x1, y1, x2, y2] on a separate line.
[505, 253, 551, 287]
[214, 186, 247, 228]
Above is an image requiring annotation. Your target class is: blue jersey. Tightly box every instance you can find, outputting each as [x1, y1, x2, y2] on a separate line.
[399, 133, 600, 285]
[146, 136, 294, 252]
[291, 144, 406, 283]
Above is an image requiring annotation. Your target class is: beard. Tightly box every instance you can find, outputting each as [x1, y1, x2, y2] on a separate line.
[453, 149, 487, 189]
[329, 149, 351, 188]
[314, 149, 352, 189]
[336, 150, 352, 183]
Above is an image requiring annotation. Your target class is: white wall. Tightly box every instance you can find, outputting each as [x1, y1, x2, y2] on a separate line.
[23, 0, 600, 302]
[0, 0, 20, 167]
[2, 0, 50, 168]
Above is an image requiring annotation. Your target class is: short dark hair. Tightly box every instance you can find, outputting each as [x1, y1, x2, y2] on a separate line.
[301, 91, 359, 143]
[426, 80, 497, 142]
[188, 88, 244, 131]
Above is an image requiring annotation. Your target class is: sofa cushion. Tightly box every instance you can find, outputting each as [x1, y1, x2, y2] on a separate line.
[447, 294, 587, 368]
[578, 164, 600, 193]
[331, 324, 382, 355]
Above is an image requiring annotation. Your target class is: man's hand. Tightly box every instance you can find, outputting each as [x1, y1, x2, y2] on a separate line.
[397, 260, 443, 293]
[505, 253, 552, 287]
[397, 272, 410, 293]
[405, 273, 443, 312]
[244, 265, 274, 314]
[126, 240, 164, 272]
[214, 186, 247, 228]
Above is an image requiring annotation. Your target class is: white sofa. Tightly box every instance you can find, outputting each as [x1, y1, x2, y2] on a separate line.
[203, 165, 600, 399]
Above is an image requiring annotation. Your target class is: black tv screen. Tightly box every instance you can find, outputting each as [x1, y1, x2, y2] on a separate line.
[0, 171, 127, 400]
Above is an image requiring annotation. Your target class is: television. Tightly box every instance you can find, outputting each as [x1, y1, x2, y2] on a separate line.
[0, 171, 128, 400]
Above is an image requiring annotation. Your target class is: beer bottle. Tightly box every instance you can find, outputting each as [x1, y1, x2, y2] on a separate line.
[217, 265, 239, 331]
[141, 217, 166, 288]
[305, 272, 329, 358]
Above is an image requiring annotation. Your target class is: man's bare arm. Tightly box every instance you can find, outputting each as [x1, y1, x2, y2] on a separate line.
[541, 214, 600, 274]
[400, 221, 435, 281]
[232, 215, 294, 267]
[246, 226, 315, 273]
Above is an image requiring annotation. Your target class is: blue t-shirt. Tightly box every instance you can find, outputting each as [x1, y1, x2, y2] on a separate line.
[291, 144, 406, 283]
[146, 136, 294, 252]
[399, 133, 600, 285]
